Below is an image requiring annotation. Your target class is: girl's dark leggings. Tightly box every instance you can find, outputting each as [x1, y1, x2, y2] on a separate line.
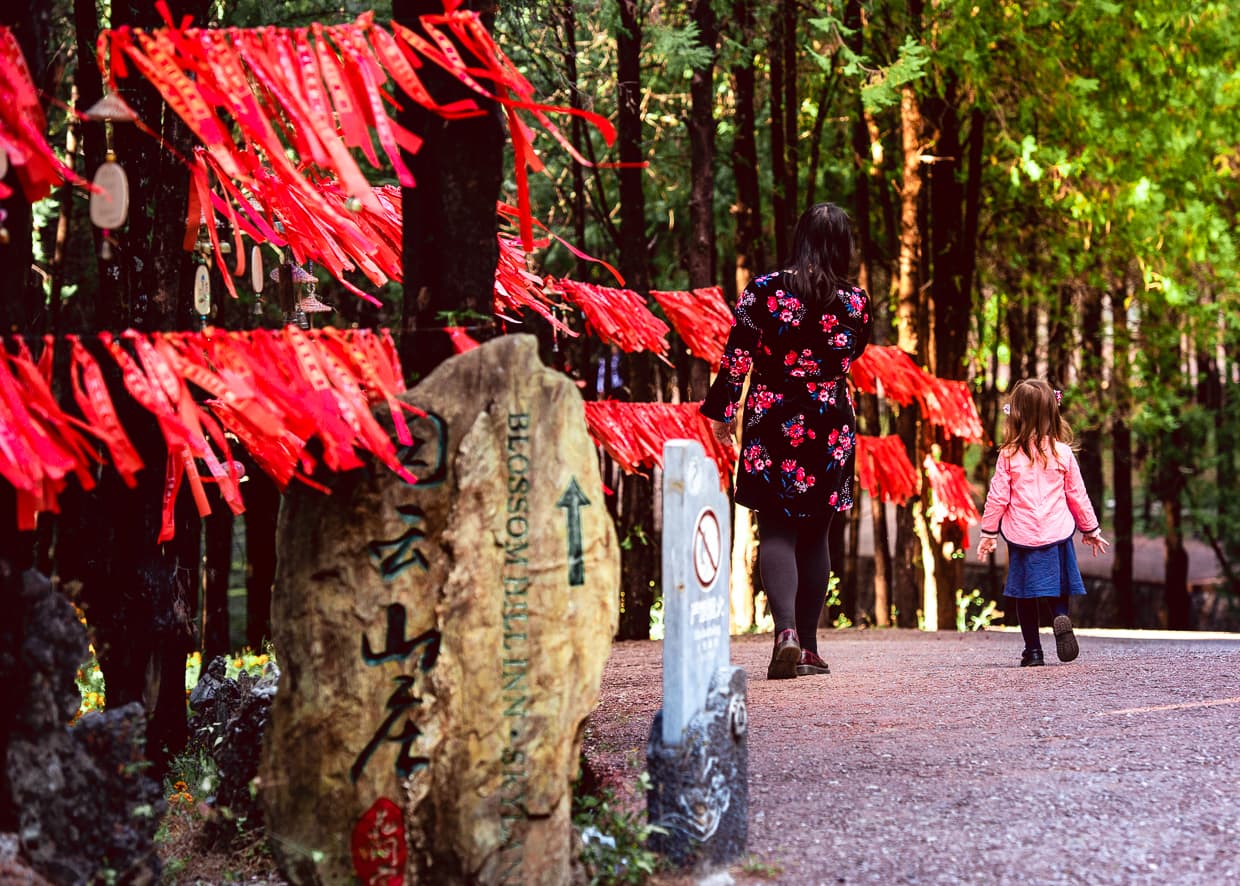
[1016, 594, 1070, 651]
[756, 509, 834, 654]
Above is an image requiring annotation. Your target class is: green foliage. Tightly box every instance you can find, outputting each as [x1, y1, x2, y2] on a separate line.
[572, 773, 665, 886]
[810, 16, 929, 113]
[649, 20, 714, 75]
[956, 588, 1002, 633]
[74, 648, 107, 722]
[825, 572, 851, 629]
[648, 595, 665, 641]
[741, 854, 783, 879]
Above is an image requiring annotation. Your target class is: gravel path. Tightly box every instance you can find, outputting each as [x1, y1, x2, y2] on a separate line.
[583, 629, 1240, 885]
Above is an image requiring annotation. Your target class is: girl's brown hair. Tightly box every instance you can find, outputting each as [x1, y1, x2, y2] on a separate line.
[1000, 379, 1074, 466]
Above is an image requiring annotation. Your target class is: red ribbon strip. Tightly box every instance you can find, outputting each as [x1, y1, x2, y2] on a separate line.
[0, 328, 418, 540]
[650, 287, 733, 371]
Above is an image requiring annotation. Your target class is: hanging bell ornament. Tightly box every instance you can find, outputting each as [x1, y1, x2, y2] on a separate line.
[83, 93, 138, 124]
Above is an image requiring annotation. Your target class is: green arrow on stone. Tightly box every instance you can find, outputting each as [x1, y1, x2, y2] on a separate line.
[557, 477, 590, 586]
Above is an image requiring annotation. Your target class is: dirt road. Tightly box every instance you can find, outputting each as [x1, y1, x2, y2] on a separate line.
[583, 629, 1240, 885]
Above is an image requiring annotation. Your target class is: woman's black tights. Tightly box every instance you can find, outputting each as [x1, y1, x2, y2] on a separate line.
[757, 509, 834, 654]
[1016, 594, 1070, 651]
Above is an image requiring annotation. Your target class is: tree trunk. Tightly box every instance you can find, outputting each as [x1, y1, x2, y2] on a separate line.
[780, 0, 798, 225]
[244, 467, 279, 650]
[395, 0, 504, 382]
[1110, 288, 1135, 628]
[729, 0, 763, 297]
[892, 84, 924, 629]
[0, 2, 51, 334]
[768, 3, 789, 260]
[1079, 287, 1105, 515]
[202, 496, 234, 659]
[53, 0, 209, 778]
[925, 84, 970, 630]
[686, 0, 717, 400]
[615, 0, 659, 640]
[1163, 486, 1190, 629]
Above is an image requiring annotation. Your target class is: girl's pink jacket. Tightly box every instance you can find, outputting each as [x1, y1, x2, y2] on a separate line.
[980, 440, 1101, 547]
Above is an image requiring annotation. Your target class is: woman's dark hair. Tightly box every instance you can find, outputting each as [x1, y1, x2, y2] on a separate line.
[787, 202, 854, 308]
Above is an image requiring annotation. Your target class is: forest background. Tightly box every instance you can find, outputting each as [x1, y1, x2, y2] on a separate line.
[2, 0, 1238, 674]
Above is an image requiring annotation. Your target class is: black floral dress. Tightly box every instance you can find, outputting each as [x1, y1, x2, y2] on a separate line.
[701, 270, 872, 518]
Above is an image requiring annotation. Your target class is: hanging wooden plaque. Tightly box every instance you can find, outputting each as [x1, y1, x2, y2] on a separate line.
[193, 265, 212, 316]
[89, 160, 130, 229]
[251, 245, 264, 293]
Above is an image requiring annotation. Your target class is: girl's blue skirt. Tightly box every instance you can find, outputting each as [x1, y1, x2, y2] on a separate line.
[1003, 536, 1087, 599]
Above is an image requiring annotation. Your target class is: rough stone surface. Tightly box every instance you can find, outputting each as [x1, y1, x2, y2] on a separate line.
[586, 628, 1240, 885]
[188, 655, 280, 835]
[1, 569, 162, 884]
[10, 703, 164, 885]
[647, 666, 748, 871]
[264, 334, 619, 884]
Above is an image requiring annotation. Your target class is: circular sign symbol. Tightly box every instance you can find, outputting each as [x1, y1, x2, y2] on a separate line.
[693, 508, 722, 588]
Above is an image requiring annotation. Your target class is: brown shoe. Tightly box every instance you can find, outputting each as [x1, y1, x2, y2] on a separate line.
[795, 649, 830, 676]
[767, 629, 801, 679]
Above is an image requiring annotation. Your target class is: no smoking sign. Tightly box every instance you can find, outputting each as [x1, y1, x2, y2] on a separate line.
[692, 508, 722, 588]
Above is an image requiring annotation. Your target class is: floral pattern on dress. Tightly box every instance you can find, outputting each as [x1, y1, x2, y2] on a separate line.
[827, 424, 855, 463]
[766, 288, 806, 334]
[701, 270, 873, 517]
[745, 384, 784, 427]
[742, 441, 772, 479]
[781, 414, 816, 448]
[779, 459, 817, 495]
[806, 378, 844, 414]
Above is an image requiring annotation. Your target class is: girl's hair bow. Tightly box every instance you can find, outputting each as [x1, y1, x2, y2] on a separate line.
[1002, 389, 1061, 415]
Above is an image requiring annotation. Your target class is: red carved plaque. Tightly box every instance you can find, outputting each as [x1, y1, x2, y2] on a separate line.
[352, 797, 407, 885]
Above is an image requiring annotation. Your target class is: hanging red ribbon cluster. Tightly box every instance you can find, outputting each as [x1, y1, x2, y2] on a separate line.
[855, 434, 920, 504]
[99, 6, 615, 297]
[548, 278, 670, 358]
[923, 455, 981, 544]
[0, 328, 420, 537]
[851, 345, 984, 443]
[0, 28, 85, 201]
[582, 401, 736, 484]
[650, 286, 732, 370]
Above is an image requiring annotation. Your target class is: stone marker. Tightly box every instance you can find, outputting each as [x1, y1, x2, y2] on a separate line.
[647, 440, 748, 869]
[263, 334, 620, 885]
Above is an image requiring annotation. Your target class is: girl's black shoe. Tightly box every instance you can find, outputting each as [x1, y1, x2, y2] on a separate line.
[1020, 648, 1045, 667]
[1053, 615, 1079, 662]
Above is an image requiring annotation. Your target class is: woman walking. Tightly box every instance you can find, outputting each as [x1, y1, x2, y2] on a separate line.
[701, 203, 872, 679]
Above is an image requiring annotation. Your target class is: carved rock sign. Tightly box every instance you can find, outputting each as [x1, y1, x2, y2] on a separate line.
[263, 335, 620, 885]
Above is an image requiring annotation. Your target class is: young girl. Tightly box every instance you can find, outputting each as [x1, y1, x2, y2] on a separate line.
[976, 380, 1109, 666]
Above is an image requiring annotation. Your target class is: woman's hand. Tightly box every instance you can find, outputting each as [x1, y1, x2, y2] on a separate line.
[976, 536, 997, 559]
[710, 419, 735, 446]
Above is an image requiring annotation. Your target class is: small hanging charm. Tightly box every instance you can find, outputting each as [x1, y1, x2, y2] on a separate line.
[193, 264, 212, 319]
[250, 245, 264, 294]
[90, 150, 130, 231]
[0, 147, 8, 180]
